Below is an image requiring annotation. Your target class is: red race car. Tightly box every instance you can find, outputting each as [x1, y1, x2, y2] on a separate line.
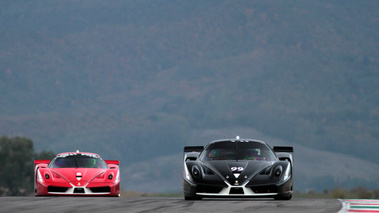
[34, 151, 120, 196]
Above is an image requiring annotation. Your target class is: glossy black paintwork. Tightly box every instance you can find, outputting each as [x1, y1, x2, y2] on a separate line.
[183, 139, 293, 199]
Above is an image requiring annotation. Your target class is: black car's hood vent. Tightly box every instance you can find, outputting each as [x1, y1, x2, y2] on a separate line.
[203, 160, 273, 185]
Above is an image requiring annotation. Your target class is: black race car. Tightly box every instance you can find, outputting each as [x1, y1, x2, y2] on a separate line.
[183, 136, 293, 200]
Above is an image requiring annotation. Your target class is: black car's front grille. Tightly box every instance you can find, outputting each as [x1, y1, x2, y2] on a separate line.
[250, 185, 278, 194]
[230, 188, 244, 194]
[196, 185, 224, 193]
[48, 186, 69, 193]
[89, 186, 111, 193]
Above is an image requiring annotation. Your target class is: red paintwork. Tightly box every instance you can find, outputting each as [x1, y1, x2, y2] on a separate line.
[105, 160, 120, 165]
[34, 152, 120, 197]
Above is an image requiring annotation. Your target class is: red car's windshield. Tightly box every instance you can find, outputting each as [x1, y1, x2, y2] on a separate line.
[49, 154, 108, 168]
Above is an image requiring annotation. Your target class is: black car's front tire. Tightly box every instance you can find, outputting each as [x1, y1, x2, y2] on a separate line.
[183, 179, 202, 200]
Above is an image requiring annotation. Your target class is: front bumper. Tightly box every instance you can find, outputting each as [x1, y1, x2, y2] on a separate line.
[183, 176, 292, 198]
[35, 181, 120, 196]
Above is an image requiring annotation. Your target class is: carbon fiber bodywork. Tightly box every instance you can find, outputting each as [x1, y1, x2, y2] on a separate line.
[183, 137, 293, 200]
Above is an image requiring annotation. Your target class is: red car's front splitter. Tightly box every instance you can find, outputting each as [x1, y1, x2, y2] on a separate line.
[35, 181, 120, 197]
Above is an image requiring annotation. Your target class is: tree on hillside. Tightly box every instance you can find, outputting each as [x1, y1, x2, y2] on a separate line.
[0, 136, 55, 196]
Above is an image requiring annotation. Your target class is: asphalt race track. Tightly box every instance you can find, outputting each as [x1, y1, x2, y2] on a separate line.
[1, 197, 342, 213]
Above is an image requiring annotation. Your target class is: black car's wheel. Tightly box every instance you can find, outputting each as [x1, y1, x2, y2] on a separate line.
[183, 180, 202, 200]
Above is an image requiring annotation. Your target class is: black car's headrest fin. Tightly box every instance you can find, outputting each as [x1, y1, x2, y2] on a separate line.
[184, 146, 204, 153]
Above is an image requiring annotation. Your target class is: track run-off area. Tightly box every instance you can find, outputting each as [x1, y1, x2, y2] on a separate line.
[0, 196, 378, 213]
[339, 199, 379, 213]
[2, 197, 372, 213]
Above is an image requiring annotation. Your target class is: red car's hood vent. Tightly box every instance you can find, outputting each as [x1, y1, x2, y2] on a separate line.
[52, 168, 106, 186]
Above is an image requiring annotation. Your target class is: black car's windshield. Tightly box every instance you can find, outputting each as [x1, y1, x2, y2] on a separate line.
[200, 141, 276, 161]
[49, 154, 108, 168]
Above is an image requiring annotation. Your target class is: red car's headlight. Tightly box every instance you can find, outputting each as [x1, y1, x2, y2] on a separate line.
[96, 173, 105, 179]
[52, 172, 62, 179]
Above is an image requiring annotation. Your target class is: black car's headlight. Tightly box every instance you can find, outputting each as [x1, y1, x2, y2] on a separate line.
[259, 166, 272, 175]
[203, 166, 215, 175]
[274, 166, 282, 178]
[191, 165, 201, 178]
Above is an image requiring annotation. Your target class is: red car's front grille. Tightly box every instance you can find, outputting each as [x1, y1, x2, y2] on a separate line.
[48, 186, 69, 193]
[88, 186, 111, 193]
[196, 185, 224, 193]
[73, 188, 85, 193]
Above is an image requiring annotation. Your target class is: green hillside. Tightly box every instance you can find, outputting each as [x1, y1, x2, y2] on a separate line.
[0, 1, 378, 191]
